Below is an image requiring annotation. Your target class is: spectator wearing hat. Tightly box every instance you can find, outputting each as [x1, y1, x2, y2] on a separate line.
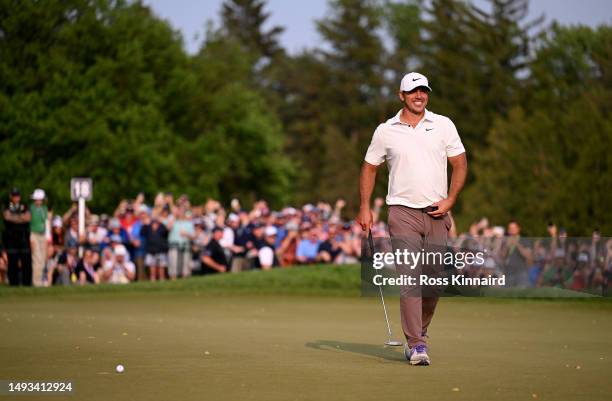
[2, 188, 32, 286]
[86, 214, 107, 253]
[30, 188, 48, 286]
[102, 244, 135, 284]
[258, 226, 279, 270]
[201, 227, 229, 274]
[103, 218, 129, 250]
[51, 216, 65, 251]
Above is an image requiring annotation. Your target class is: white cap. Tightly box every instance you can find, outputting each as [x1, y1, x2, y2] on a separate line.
[114, 244, 128, 256]
[228, 213, 239, 222]
[32, 188, 45, 200]
[52, 216, 63, 228]
[265, 226, 278, 237]
[400, 72, 432, 93]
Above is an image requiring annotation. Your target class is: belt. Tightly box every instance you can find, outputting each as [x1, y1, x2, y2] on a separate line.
[389, 204, 439, 213]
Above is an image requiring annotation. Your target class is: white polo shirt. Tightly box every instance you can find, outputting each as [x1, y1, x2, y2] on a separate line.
[364, 109, 465, 208]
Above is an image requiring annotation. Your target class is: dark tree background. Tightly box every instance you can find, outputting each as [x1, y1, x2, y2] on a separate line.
[1, 0, 610, 235]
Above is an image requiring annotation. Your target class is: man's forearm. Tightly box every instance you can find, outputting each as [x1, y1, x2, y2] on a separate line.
[359, 162, 377, 208]
[3, 210, 31, 223]
[447, 154, 468, 202]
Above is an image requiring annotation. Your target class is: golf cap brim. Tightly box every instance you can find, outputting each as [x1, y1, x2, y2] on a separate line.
[400, 72, 432, 93]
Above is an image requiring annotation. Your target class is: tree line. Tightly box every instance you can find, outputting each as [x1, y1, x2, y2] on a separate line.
[1, 0, 610, 235]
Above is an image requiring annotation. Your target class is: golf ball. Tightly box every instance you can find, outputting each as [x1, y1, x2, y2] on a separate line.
[116, 364, 124, 373]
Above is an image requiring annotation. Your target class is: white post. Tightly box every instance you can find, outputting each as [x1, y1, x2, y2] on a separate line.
[78, 197, 85, 257]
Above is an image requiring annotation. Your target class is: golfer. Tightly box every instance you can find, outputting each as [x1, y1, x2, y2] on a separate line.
[357, 72, 468, 365]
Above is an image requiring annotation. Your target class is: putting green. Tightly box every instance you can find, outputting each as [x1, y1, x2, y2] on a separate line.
[1, 268, 611, 401]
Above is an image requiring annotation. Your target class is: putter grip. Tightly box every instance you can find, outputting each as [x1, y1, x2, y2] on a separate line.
[368, 230, 375, 256]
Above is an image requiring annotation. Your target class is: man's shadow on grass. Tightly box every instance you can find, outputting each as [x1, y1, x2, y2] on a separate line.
[305, 340, 405, 362]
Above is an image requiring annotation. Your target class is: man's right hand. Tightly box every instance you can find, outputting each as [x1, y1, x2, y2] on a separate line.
[356, 207, 373, 231]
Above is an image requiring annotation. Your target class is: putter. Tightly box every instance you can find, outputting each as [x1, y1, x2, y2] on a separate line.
[368, 230, 403, 347]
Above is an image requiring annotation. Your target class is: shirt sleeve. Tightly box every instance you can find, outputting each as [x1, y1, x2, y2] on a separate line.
[445, 119, 466, 157]
[364, 125, 386, 165]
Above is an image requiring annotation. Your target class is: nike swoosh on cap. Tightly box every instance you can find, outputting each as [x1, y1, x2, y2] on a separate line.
[412, 78, 421, 81]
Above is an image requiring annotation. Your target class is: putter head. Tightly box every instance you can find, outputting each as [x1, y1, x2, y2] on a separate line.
[385, 340, 404, 347]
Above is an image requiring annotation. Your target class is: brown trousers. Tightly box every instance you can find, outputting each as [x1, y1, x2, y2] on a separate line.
[388, 205, 451, 348]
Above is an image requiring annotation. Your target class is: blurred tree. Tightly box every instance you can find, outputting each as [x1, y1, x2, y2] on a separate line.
[0, 0, 180, 211]
[316, 0, 387, 143]
[461, 25, 612, 235]
[220, 0, 284, 60]
[0, 0, 294, 212]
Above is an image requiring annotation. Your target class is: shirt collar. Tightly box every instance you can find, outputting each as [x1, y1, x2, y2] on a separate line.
[388, 109, 435, 125]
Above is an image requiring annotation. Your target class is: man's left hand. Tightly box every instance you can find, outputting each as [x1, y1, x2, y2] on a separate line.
[426, 198, 455, 217]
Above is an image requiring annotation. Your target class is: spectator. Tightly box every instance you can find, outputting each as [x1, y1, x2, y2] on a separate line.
[141, 216, 169, 281]
[64, 217, 81, 248]
[278, 220, 299, 266]
[86, 214, 107, 253]
[191, 218, 209, 274]
[501, 220, 532, 288]
[42, 243, 58, 287]
[0, 245, 7, 284]
[201, 227, 229, 274]
[2, 188, 32, 286]
[102, 244, 135, 284]
[296, 228, 320, 264]
[317, 225, 342, 264]
[29, 188, 48, 286]
[50, 243, 79, 285]
[230, 212, 250, 273]
[258, 226, 278, 270]
[129, 206, 149, 281]
[75, 248, 100, 285]
[167, 207, 195, 279]
[246, 223, 266, 268]
[51, 216, 65, 251]
[103, 218, 129, 250]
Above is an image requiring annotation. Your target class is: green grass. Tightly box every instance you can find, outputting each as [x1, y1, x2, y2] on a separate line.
[1, 263, 610, 301]
[1, 264, 612, 400]
[0, 264, 362, 298]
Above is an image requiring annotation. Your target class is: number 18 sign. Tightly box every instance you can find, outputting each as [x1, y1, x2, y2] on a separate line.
[70, 178, 93, 201]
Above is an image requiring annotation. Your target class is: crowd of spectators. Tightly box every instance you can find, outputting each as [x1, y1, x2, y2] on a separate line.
[450, 218, 612, 293]
[2, 187, 610, 294]
[1, 189, 371, 286]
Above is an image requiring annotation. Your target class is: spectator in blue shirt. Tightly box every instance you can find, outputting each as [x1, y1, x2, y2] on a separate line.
[296, 229, 320, 264]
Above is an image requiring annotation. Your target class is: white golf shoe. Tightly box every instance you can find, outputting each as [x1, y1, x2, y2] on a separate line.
[404, 343, 430, 366]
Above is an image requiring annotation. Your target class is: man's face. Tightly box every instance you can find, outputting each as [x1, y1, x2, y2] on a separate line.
[213, 230, 223, 241]
[10, 194, 20, 204]
[399, 87, 429, 114]
[508, 222, 521, 236]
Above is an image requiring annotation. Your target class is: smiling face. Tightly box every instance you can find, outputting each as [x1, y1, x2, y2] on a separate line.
[399, 87, 429, 115]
